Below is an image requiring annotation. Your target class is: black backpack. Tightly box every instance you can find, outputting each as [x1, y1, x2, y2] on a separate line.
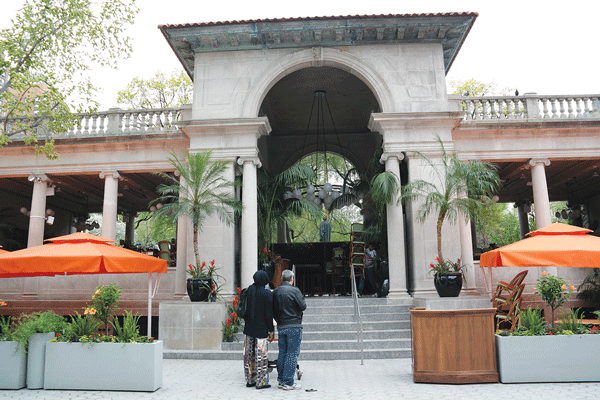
[236, 287, 249, 319]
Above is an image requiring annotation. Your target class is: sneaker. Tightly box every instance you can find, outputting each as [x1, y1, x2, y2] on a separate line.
[278, 382, 284, 389]
[256, 384, 271, 389]
[282, 383, 301, 390]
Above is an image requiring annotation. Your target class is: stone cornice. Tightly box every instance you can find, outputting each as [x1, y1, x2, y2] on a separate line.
[369, 112, 465, 133]
[178, 117, 271, 138]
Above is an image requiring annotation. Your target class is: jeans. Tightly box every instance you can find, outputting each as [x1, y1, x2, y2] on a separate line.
[277, 326, 302, 386]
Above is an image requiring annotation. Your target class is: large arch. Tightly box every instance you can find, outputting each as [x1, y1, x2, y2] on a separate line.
[242, 47, 397, 119]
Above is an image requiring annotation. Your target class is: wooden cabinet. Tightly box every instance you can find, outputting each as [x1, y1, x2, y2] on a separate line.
[410, 307, 498, 384]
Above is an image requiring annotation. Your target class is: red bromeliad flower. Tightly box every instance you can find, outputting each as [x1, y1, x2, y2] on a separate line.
[210, 260, 215, 267]
[237, 287, 241, 295]
[231, 312, 237, 319]
[188, 264, 193, 271]
[435, 256, 441, 263]
[430, 264, 435, 269]
[227, 318, 231, 326]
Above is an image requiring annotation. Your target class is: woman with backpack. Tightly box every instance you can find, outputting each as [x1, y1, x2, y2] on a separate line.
[241, 270, 274, 389]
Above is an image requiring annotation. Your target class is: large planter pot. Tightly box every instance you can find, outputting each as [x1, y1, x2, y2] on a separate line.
[0, 341, 27, 389]
[186, 277, 212, 302]
[496, 334, 600, 383]
[433, 272, 463, 297]
[411, 308, 498, 383]
[44, 340, 163, 391]
[27, 332, 54, 389]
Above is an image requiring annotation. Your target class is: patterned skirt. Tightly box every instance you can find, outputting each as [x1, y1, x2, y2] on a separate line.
[243, 335, 269, 386]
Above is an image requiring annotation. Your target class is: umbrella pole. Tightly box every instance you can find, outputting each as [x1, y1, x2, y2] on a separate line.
[148, 273, 152, 337]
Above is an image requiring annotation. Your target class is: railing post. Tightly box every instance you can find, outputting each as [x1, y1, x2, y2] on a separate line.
[524, 93, 540, 120]
[106, 108, 123, 135]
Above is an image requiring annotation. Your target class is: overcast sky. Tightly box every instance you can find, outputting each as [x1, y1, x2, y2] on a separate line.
[2, 0, 599, 109]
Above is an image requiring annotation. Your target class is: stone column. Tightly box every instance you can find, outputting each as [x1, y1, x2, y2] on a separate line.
[529, 159, 552, 229]
[124, 212, 136, 245]
[99, 171, 122, 241]
[517, 203, 530, 239]
[175, 175, 189, 298]
[458, 214, 475, 290]
[27, 174, 51, 248]
[381, 153, 409, 298]
[238, 157, 261, 290]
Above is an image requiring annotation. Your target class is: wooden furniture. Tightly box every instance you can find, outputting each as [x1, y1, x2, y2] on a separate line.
[331, 247, 347, 295]
[491, 270, 528, 309]
[294, 264, 321, 295]
[271, 258, 289, 288]
[410, 307, 499, 383]
[349, 223, 365, 284]
[495, 284, 525, 332]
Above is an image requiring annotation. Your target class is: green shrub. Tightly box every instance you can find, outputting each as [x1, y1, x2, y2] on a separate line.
[13, 311, 68, 351]
[558, 308, 587, 334]
[112, 311, 150, 343]
[0, 315, 14, 341]
[516, 307, 545, 336]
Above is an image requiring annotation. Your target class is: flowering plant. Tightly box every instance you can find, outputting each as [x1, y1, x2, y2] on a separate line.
[89, 283, 121, 333]
[222, 287, 243, 342]
[187, 259, 222, 280]
[535, 271, 576, 327]
[429, 257, 465, 276]
[259, 248, 274, 263]
[0, 299, 7, 307]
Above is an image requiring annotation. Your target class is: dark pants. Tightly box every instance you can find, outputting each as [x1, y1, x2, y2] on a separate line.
[358, 266, 379, 295]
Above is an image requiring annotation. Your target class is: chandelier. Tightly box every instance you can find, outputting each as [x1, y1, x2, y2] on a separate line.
[283, 90, 350, 210]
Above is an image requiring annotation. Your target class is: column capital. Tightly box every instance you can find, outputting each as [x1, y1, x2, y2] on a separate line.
[528, 158, 550, 167]
[380, 152, 405, 164]
[28, 174, 52, 184]
[99, 171, 123, 180]
[237, 156, 262, 168]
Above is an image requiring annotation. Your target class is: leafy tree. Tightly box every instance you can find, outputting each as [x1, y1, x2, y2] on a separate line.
[0, 0, 138, 159]
[116, 70, 193, 109]
[150, 151, 242, 266]
[401, 136, 501, 262]
[449, 78, 515, 97]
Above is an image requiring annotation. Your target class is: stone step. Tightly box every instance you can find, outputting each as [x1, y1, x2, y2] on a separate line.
[303, 312, 407, 323]
[296, 320, 411, 331]
[301, 329, 411, 341]
[304, 304, 411, 315]
[164, 348, 412, 361]
[222, 338, 411, 351]
[302, 297, 411, 307]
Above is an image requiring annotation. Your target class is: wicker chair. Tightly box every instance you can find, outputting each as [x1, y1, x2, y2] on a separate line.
[491, 270, 528, 310]
[495, 283, 525, 332]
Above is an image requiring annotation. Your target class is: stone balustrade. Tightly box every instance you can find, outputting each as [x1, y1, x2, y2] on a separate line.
[455, 94, 600, 121]
[6, 107, 184, 140]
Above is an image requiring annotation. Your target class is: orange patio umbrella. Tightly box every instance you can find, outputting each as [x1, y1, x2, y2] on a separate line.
[0, 232, 167, 336]
[479, 223, 600, 292]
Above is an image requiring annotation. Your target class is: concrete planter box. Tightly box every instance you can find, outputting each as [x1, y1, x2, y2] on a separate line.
[496, 334, 600, 383]
[27, 332, 54, 389]
[159, 302, 227, 350]
[0, 341, 27, 389]
[43, 341, 163, 391]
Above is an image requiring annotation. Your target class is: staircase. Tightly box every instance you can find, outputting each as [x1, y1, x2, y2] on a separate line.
[164, 296, 413, 360]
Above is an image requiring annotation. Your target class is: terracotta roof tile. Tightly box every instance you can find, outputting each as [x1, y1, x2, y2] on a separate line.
[158, 12, 478, 29]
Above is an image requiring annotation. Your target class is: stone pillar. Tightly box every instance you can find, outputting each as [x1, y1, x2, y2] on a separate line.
[238, 157, 261, 290]
[529, 159, 552, 229]
[458, 214, 475, 290]
[99, 171, 122, 241]
[27, 174, 51, 248]
[124, 212, 136, 245]
[175, 176, 189, 298]
[517, 203, 530, 239]
[381, 153, 409, 298]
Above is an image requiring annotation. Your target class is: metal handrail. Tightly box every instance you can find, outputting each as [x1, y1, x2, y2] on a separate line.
[350, 266, 364, 365]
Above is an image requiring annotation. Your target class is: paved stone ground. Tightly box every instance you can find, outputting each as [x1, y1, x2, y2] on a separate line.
[2, 358, 600, 400]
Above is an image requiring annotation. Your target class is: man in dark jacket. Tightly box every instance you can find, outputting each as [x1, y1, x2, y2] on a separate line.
[243, 270, 274, 389]
[273, 269, 306, 390]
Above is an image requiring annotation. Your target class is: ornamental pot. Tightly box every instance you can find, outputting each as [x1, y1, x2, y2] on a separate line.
[27, 332, 55, 389]
[433, 272, 463, 297]
[0, 341, 26, 389]
[186, 278, 212, 302]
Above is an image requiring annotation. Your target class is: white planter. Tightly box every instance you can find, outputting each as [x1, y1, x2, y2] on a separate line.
[496, 334, 600, 383]
[27, 332, 54, 389]
[43, 340, 163, 391]
[0, 341, 26, 389]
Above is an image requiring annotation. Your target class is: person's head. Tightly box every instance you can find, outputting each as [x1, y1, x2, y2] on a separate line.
[281, 269, 294, 284]
[253, 270, 269, 287]
[368, 244, 374, 250]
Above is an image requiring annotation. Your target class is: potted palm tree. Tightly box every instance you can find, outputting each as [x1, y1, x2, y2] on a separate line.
[151, 150, 242, 301]
[401, 136, 501, 297]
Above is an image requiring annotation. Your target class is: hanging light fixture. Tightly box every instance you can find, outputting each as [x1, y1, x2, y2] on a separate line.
[287, 90, 347, 210]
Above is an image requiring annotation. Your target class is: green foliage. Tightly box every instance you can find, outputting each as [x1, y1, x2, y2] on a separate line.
[449, 78, 515, 97]
[516, 307, 546, 336]
[0, 315, 14, 341]
[152, 150, 242, 266]
[474, 203, 522, 248]
[116, 70, 193, 109]
[535, 272, 574, 326]
[111, 311, 143, 343]
[0, 0, 138, 158]
[89, 283, 121, 330]
[400, 136, 501, 261]
[13, 311, 68, 351]
[577, 268, 600, 309]
[558, 308, 587, 335]
[57, 313, 102, 342]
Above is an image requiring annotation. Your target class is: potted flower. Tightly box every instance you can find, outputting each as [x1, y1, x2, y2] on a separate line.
[400, 136, 500, 296]
[44, 285, 162, 391]
[221, 288, 243, 342]
[186, 259, 223, 302]
[429, 256, 465, 297]
[495, 272, 600, 383]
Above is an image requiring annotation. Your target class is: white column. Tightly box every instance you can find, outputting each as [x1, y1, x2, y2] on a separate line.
[381, 153, 410, 298]
[27, 174, 51, 248]
[529, 159, 552, 229]
[458, 214, 475, 290]
[175, 175, 189, 297]
[517, 203, 530, 239]
[99, 171, 122, 241]
[238, 156, 261, 290]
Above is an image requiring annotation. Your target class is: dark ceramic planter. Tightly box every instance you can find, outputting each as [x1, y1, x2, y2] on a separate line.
[186, 278, 212, 302]
[434, 272, 463, 297]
